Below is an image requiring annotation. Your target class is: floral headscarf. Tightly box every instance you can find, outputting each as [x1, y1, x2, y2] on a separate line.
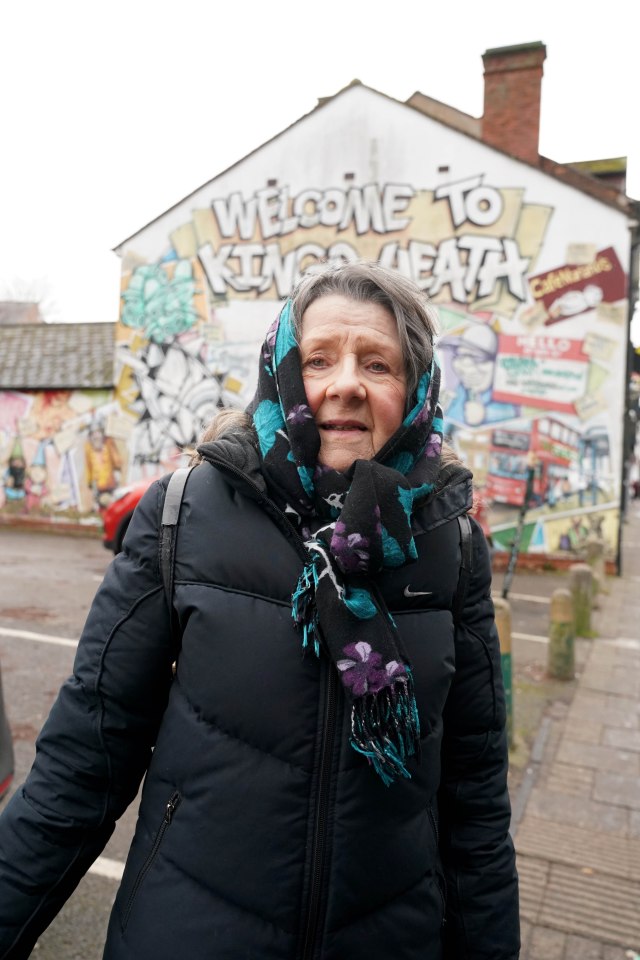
[247, 300, 444, 785]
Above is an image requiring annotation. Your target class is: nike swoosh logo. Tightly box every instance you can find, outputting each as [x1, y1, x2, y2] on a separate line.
[404, 586, 433, 598]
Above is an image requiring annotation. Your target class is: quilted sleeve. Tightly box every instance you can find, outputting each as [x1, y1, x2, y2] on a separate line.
[0, 478, 175, 960]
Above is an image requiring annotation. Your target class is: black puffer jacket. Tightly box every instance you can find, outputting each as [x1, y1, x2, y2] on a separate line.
[0, 447, 519, 960]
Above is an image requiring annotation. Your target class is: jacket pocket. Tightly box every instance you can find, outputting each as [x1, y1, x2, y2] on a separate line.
[120, 790, 182, 932]
[428, 803, 447, 925]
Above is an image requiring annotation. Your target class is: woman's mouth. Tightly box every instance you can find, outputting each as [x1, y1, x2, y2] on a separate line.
[321, 422, 367, 432]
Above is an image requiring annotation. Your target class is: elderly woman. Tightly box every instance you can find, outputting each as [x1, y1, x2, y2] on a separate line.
[0, 262, 519, 959]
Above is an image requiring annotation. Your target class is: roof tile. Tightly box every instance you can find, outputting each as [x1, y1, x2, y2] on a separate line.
[0, 322, 115, 390]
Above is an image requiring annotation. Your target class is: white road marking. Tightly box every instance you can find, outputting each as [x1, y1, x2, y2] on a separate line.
[504, 592, 550, 604]
[512, 631, 639, 650]
[603, 637, 640, 650]
[512, 632, 549, 644]
[0, 626, 78, 648]
[0, 626, 125, 882]
[89, 856, 125, 881]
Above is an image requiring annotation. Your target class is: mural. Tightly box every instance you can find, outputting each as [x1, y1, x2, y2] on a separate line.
[112, 175, 628, 558]
[2, 170, 629, 561]
[0, 389, 131, 523]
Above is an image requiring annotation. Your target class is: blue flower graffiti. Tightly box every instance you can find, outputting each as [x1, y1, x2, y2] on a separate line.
[121, 260, 200, 343]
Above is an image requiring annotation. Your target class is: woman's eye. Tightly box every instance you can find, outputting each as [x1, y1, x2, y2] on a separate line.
[306, 357, 327, 369]
[368, 361, 389, 373]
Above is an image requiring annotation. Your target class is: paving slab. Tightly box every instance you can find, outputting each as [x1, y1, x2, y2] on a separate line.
[602, 947, 635, 960]
[544, 762, 594, 796]
[527, 923, 566, 959]
[517, 854, 548, 924]
[606, 694, 640, 719]
[516, 816, 640, 881]
[514, 503, 640, 959]
[524, 785, 630, 834]
[555, 738, 640, 775]
[539, 864, 640, 948]
[593, 771, 640, 810]
[564, 934, 604, 960]
[561, 720, 603, 745]
[603, 727, 640, 753]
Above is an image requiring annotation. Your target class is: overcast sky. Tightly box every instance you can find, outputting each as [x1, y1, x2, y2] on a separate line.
[2, 0, 639, 341]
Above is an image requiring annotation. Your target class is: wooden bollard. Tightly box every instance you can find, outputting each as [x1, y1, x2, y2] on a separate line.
[548, 588, 575, 680]
[570, 562, 593, 637]
[494, 597, 513, 747]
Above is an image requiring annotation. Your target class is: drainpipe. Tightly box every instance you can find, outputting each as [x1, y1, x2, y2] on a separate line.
[617, 209, 640, 574]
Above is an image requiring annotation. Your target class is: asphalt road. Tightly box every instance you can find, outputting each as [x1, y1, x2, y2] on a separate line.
[0, 528, 574, 958]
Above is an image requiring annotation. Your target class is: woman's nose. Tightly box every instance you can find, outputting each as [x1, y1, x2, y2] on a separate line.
[326, 356, 366, 400]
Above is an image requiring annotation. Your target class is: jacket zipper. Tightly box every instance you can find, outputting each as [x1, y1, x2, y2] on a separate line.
[428, 803, 439, 844]
[301, 661, 339, 960]
[121, 791, 181, 930]
[204, 454, 465, 946]
[206, 456, 338, 958]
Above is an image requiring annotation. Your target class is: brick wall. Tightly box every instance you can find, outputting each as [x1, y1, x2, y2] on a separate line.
[482, 41, 547, 166]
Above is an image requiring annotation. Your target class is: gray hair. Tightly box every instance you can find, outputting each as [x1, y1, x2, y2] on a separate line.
[191, 407, 253, 460]
[289, 260, 439, 397]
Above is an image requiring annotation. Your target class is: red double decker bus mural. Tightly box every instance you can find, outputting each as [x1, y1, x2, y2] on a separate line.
[487, 418, 581, 508]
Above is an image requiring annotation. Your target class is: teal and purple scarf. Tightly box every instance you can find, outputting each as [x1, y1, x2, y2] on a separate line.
[247, 300, 444, 785]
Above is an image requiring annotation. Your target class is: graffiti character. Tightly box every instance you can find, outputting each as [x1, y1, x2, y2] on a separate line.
[558, 515, 590, 553]
[85, 423, 122, 510]
[32, 391, 75, 440]
[3, 455, 27, 502]
[3, 436, 27, 502]
[24, 442, 50, 512]
[441, 324, 519, 428]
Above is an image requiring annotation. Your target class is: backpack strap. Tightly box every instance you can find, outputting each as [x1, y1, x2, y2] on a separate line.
[160, 465, 194, 645]
[452, 513, 473, 626]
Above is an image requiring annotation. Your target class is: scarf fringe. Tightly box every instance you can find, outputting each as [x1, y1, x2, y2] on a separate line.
[349, 673, 421, 787]
[292, 552, 422, 787]
[291, 557, 322, 657]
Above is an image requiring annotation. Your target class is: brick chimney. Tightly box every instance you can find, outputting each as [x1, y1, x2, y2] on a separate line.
[482, 41, 547, 166]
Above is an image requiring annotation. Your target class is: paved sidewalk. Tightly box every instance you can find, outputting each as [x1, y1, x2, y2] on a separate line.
[512, 503, 640, 960]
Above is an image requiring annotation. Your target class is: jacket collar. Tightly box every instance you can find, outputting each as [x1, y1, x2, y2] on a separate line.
[198, 428, 473, 531]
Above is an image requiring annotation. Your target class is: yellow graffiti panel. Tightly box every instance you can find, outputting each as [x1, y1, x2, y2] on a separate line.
[170, 222, 199, 259]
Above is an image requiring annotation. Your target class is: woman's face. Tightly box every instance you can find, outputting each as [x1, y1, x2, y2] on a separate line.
[300, 294, 407, 472]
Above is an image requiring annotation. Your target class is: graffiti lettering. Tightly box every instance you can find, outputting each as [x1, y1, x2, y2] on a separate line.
[552, 369, 584, 380]
[434, 176, 504, 228]
[199, 179, 532, 303]
[516, 336, 572, 356]
[211, 184, 415, 241]
[530, 256, 613, 299]
[380, 235, 529, 301]
[199, 241, 360, 297]
[500, 357, 538, 374]
[200, 233, 529, 303]
[212, 193, 257, 241]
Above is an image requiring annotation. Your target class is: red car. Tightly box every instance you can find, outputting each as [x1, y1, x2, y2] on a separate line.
[102, 476, 160, 553]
